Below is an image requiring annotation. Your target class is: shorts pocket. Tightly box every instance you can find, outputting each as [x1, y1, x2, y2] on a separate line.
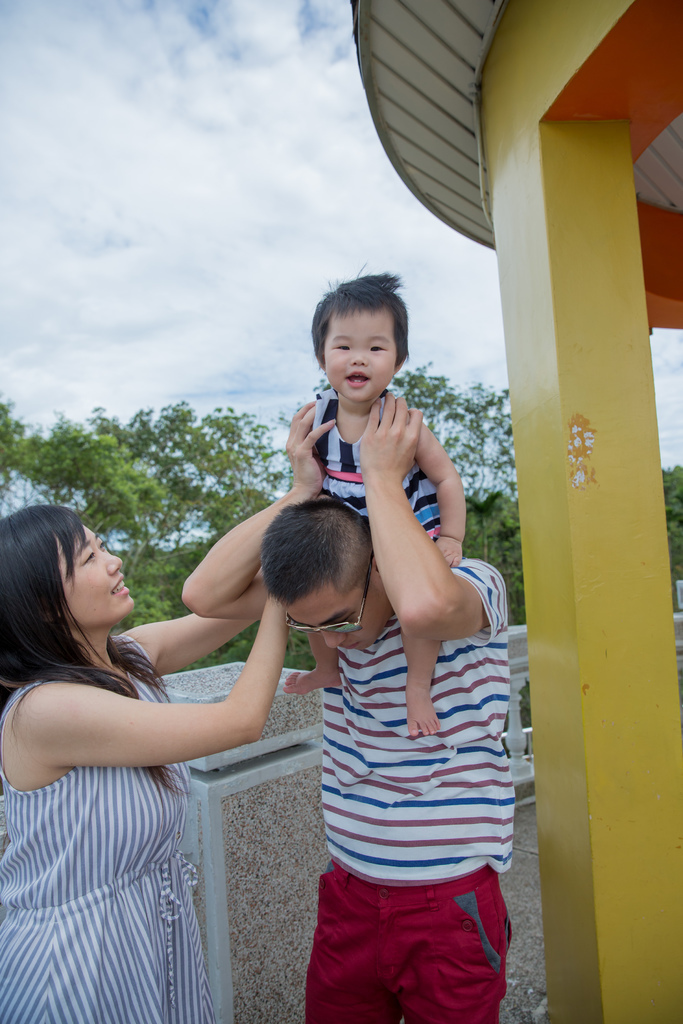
[452, 890, 505, 974]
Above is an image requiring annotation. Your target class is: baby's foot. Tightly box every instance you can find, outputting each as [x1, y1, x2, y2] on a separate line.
[406, 690, 441, 738]
[283, 666, 341, 695]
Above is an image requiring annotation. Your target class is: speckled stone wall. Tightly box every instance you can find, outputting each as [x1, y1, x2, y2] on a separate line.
[165, 665, 323, 771]
[222, 764, 328, 1024]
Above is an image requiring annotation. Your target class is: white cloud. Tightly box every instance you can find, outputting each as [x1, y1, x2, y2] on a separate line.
[0, 0, 680, 474]
[651, 329, 683, 469]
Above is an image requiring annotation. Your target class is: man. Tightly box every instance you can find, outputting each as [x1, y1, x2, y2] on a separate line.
[184, 395, 513, 1024]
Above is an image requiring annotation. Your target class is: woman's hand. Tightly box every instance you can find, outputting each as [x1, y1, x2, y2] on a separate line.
[286, 402, 333, 500]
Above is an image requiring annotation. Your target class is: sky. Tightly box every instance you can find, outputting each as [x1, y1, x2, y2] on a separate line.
[0, 0, 681, 468]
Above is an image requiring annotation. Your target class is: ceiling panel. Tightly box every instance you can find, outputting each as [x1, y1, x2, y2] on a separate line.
[634, 113, 683, 212]
[360, 0, 497, 245]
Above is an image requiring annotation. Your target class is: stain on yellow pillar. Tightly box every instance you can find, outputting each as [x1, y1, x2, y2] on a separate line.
[567, 414, 598, 490]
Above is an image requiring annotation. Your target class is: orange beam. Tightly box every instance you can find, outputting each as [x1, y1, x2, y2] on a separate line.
[545, 0, 683, 326]
[545, 0, 683, 160]
[638, 202, 683, 303]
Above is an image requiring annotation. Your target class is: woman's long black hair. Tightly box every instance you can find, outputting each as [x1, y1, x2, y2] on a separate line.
[0, 505, 180, 792]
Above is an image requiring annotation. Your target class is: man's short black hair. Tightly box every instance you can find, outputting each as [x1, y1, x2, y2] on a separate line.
[311, 273, 408, 366]
[260, 498, 372, 605]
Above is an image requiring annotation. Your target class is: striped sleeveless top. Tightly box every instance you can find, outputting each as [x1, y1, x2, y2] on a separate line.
[321, 559, 514, 885]
[0, 677, 214, 1024]
[313, 388, 441, 537]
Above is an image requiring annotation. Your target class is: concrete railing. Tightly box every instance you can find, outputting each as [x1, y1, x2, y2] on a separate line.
[163, 664, 327, 1024]
[503, 624, 535, 789]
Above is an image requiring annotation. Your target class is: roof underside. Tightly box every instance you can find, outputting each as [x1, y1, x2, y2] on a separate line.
[356, 0, 683, 247]
[356, 0, 502, 248]
[634, 113, 683, 213]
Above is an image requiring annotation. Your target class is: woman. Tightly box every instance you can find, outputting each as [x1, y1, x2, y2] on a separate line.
[0, 504, 285, 1024]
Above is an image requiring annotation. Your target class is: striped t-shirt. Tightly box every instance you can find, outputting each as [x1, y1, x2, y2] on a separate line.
[313, 388, 441, 537]
[322, 559, 513, 885]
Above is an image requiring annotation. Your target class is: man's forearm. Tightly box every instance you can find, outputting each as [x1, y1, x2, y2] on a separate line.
[364, 474, 462, 638]
[182, 486, 307, 618]
[361, 395, 486, 640]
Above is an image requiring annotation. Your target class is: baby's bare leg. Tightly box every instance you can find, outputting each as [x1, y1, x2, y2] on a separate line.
[283, 632, 342, 694]
[403, 633, 441, 737]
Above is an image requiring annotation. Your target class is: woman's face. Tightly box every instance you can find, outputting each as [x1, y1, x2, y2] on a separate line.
[61, 527, 134, 637]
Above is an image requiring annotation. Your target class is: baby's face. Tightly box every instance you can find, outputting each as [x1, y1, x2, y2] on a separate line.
[320, 309, 402, 406]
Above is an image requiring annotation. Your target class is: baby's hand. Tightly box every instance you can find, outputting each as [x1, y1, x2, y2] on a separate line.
[436, 535, 462, 567]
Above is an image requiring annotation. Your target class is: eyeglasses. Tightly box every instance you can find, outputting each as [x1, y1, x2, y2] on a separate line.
[285, 556, 373, 633]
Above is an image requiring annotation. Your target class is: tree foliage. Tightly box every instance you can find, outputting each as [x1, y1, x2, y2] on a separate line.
[0, 399, 288, 662]
[3, 373, 681, 659]
[663, 466, 683, 611]
[392, 366, 517, 499]
[389, 368, 524, 620]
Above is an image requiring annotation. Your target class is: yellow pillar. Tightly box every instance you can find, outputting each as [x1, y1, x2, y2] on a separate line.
[482, 3, 683, 1022]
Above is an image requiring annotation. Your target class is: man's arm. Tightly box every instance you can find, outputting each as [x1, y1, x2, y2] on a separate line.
[361, 394, 488, 642]
[183, 404, 331, 618]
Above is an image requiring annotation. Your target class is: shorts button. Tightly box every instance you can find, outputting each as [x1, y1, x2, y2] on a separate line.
[378, 888, 389, 899]
[462, 919, 474, 932]
[319, 878, 326, 890]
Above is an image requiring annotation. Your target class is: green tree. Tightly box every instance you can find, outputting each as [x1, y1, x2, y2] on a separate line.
[392, 366, 517, 499]
[84, 402, 287, 632]
[663, 466, 683, 611]
[0, 400, 292, 667]
[0, 398, 25, 511]
[19, 416, 164, 538]
[389, 367, 524, 620]
[89, 402, 285, 553]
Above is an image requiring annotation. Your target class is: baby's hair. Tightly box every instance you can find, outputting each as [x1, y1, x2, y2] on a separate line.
[311, 272, 408, 365]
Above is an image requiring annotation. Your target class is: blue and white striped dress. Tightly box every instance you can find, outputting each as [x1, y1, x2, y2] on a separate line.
[313, 388, 441, 537]
[0, 680, 215, 1024]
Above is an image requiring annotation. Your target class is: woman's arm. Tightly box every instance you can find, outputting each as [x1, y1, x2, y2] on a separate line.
[124, 613, 255, 678]
[8, 598, 290, 777]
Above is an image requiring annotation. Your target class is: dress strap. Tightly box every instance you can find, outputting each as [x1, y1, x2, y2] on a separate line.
[159, 852, 199, 1010]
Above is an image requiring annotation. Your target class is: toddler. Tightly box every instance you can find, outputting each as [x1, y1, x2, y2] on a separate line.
[284, 273, 466, 738]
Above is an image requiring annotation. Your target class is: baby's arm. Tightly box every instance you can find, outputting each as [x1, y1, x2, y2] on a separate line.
[283, 632, 342, 695]
[415, 425, 466, 566]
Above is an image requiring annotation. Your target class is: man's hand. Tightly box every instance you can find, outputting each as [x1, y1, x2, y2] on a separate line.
[286, 402, 334, 500]
[360, 393, 423, 484]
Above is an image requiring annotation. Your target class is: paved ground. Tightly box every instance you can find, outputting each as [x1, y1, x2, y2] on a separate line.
[499, 799, 549, 1024]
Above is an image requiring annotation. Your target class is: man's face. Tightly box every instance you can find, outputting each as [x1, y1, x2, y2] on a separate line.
[286, 565, 391, 651]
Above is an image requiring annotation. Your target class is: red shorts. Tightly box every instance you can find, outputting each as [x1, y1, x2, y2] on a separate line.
[306, 863, 510, 1024]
